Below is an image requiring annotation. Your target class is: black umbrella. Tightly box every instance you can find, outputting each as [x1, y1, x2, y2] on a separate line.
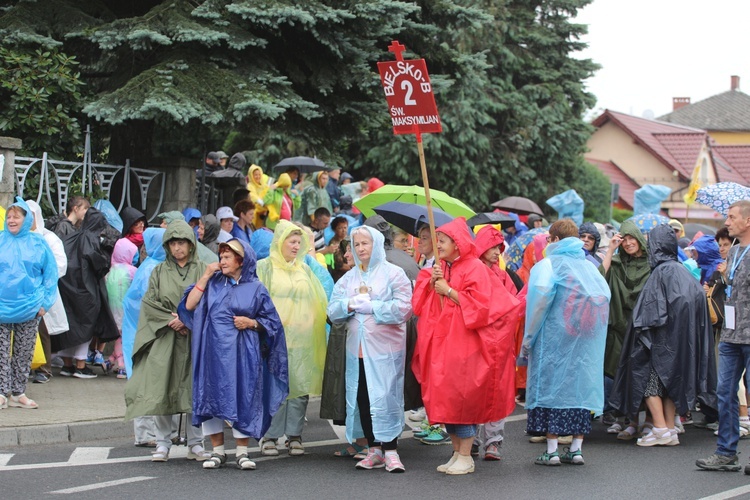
[273, 156, 328, 174]
[466, 212, 516, 230]
[683, 223, 717, 240]
[373, 201, 454, 236]
[490, 196, 543, 216]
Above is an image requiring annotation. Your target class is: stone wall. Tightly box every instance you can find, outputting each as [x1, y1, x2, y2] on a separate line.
[0, 136, 21, 209]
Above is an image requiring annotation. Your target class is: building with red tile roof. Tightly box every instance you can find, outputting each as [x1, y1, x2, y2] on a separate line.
[586, 109, 749, 221]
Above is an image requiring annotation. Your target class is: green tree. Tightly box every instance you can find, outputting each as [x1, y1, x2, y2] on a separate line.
[567, 159, 612, 222]
[0, 46, 83, 157]
[351, 0, 600, 210]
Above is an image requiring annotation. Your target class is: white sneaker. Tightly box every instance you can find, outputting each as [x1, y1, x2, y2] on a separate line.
[408, 407, 426, 422]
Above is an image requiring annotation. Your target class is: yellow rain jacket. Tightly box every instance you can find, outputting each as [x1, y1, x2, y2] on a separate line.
[247, 164, 270, 227]
[257, 220, 328, 398]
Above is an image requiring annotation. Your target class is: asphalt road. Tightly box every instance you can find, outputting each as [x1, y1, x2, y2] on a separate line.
[2, 403, 750, 500]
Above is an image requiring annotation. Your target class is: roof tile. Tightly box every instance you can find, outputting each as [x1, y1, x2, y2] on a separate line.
[658, 90, 750, 131]
[586, 158, 639, 209]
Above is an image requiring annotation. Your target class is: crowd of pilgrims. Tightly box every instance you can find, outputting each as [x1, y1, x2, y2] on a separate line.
[0, 163, 732, 474]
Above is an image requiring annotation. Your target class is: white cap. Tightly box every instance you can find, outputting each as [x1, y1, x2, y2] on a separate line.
[216, 206, 238, 222]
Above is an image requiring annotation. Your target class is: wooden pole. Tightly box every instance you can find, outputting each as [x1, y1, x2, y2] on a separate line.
[416, 132, 440, 270]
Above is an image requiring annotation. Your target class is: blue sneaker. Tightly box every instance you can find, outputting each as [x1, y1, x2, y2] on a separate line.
[92, 350, 106, 365]
[86, 350, 96, 364]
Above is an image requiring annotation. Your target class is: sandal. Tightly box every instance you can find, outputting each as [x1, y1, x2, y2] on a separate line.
[354, 447, 370, 460]
[0, 394, 7, 410]
[333, 442, 368, 458]
[607, 422, 623, 434]
[236, 453, 256, 470]
[617, 426, 637, 440]
[9, 394, 38, 409]
[202, 453, 226, 469]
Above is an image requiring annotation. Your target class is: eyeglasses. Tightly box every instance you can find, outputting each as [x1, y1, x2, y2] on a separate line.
[580, 234, 596, 241]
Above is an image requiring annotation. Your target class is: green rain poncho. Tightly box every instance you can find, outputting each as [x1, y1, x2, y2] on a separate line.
[602, 220, 650, 378]
[257, 220, 328, 399]
[124, 221, 206, 419]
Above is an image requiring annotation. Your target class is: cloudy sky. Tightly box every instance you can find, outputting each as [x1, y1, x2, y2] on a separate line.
[575, 0, 750, 120]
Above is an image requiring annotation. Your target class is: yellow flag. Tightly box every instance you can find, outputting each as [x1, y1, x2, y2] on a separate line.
[683, 160, 702, 206]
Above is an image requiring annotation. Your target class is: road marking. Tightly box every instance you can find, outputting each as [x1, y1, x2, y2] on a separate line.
[50, 476, 156, 494]
[698, 485, 750, 500]
[506, 413, 528, 423]
[67, 447, 112, 464]
[0, 454, 14, 466]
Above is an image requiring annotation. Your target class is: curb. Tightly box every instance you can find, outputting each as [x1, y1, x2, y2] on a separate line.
[0, 418, 132, 447]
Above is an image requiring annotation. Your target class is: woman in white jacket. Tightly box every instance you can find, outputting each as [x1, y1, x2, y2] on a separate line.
[27, 200, 69, 384]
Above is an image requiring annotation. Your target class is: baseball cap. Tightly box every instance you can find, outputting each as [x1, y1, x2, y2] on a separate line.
[216, 206, 238, 221]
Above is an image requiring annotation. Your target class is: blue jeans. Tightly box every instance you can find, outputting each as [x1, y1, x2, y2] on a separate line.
[715, 342, 750, 456]
[445, 424, 476, 439]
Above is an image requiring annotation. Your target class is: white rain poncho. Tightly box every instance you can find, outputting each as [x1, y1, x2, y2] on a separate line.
[328, 225, 412, 444]
[523, 237, 611, 413]
[257, 220, 328, 399]
[26, 200, 69, 334]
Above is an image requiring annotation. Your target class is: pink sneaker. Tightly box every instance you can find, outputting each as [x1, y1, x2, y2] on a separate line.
[355, 450, 386, 470]
[384, 452, 405, 473]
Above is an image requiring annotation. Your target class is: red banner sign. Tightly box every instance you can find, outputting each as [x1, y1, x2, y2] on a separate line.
[377, 41, 442, 136]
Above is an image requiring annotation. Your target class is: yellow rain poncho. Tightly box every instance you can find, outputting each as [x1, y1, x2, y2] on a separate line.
[247, 164, 269, 228]
[0, 205, 5, 230]
[257, 220, 328, 398]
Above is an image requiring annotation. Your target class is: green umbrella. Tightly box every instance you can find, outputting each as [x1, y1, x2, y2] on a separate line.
[354, 184, 475, 219]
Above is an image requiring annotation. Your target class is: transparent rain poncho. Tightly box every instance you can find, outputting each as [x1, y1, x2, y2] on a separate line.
[256, 220, 328, 399]
[328, 225, 412, 444]
[523, 237, 611, 413]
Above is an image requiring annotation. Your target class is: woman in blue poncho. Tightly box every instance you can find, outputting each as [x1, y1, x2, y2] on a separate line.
[181, 238, 288, 470]
[0, 197, 58, 410]
[521, 219, 610, 466]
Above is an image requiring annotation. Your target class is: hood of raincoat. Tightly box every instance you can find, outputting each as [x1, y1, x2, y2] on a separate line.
[339, 194, 353, 210]
[350, 225, 386, 271]
[364, 214, 394, 249]
[80, 206, 108, 234]
[121, 207, 146, 237]
[182, 207, 201, 223]
[249, 164, 265, 188]
[202, 214, 220, 246]
[228, 152, 246, 172]
[367, 177, 384, 193]
[276, 173, 292, 189]
[158, 211, 185, 225]
[268, 220, 310, 268]
[692, 234, 724, 282]
[475, 225, 505, 256]
[578, 222, 601, 253]
[340, 172, 354, 183]
[162, 221, 197, 265]
[436, 217, 477, 259]
[613, 220, 647, 264]
[94, 199, 124, 233]
[6, 196, 33, 236]
[143, 228, 167, 260]
[112, 238, 138, 266]
[311, 171, 327, 189]
[648, 224, 678, 269]
[25, 199, 45, 235]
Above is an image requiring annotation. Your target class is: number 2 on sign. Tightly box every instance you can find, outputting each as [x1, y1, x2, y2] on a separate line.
[401, 80, 416, 105]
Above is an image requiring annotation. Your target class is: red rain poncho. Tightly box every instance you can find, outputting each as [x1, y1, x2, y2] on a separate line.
[412, 218, 521, 424]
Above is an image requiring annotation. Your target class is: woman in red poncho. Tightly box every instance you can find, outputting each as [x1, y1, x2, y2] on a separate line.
[412, 218, 520, 475]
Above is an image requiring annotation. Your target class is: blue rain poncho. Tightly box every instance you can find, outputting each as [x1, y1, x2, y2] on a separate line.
[121, 228, 166, 377]
[328, 225, 413, 444]
[257, 220, 328, 399]
[633, 184, 671, 215]
[179, 239, 289, 439]
[692, 235, 724, 284]
[546, 189, 584, 226]
[523, 237, 611, 413]
[0, 197, 58, 323]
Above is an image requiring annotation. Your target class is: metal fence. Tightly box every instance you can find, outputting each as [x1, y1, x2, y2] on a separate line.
[14, 154, 165, 222]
